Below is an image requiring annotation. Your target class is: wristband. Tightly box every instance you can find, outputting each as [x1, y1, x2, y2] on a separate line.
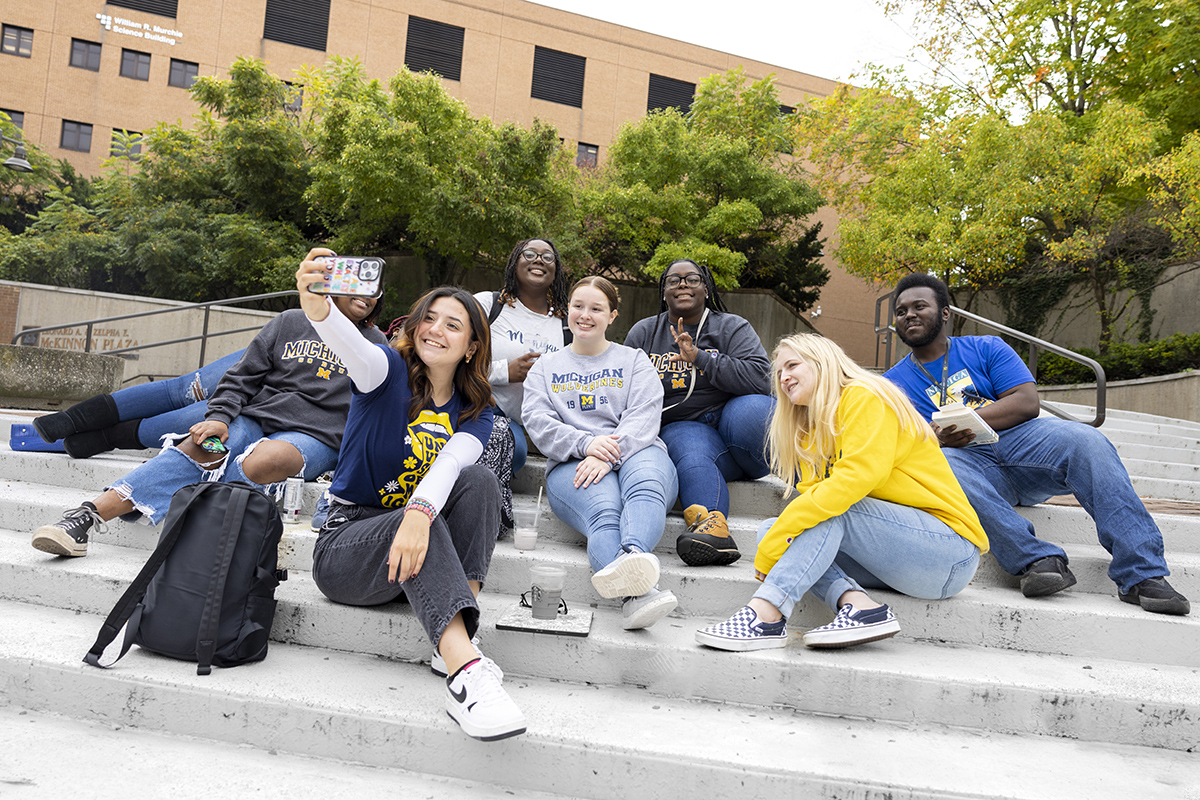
[405, 497, 438, 523]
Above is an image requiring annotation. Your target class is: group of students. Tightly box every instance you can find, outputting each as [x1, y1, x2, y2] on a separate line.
[27, 242, 1189, 743]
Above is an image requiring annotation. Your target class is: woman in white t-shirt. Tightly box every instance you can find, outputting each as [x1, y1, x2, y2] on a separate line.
[474, 238, 571, 473]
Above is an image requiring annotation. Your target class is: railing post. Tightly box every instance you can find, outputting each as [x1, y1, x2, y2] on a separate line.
[199, 305, 211, 368]
[85, 322, 94, 353]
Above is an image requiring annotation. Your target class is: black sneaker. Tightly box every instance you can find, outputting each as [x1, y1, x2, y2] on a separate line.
[1119, 577, 1190, 616]
[31, 502, 105, 557]
[1019, 555, 1077, 597]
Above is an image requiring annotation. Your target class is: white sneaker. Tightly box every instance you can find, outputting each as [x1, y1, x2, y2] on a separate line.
[430, 635, 503, 680]
[802, 603, 900, 649]
[622, 587, 678, 630]
[591, 550, 660, 599]
[445, 659, 527, 741]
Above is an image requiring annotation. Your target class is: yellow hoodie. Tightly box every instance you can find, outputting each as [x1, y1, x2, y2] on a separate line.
[754, 384, 988, 576]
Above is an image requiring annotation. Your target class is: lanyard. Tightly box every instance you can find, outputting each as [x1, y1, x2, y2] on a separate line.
[910, 339, 952, 407]
[662, 307, 708, 413]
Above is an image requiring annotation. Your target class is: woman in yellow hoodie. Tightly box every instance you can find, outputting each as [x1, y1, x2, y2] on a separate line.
[696, 333, 987, 651]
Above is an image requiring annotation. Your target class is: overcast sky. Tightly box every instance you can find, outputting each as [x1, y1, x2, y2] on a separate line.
[528, 0, 927, 84]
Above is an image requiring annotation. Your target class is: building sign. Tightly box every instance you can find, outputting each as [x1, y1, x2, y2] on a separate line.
[96, 13, 183, 46]
[36, 325, 140, 353]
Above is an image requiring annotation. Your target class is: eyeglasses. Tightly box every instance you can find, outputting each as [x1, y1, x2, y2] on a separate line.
[664, 274, 704, 289]
[521, 249, 556, 265]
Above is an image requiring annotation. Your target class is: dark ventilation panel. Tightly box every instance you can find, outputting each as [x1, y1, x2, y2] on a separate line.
[647, 73, 695, 113]
[531, 46, 586, 108]
[405, 16, 465, 81]
[107, 0, 179, 16]
[263, 0, 331, 52]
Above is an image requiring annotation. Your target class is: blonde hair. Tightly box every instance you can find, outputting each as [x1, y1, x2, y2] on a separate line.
[767, 333, 934, 486]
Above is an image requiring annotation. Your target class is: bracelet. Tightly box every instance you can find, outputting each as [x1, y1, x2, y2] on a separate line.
[405, 497, 438, 523]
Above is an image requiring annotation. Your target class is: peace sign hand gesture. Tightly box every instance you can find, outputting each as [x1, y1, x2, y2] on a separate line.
[671, 316, 699, 366]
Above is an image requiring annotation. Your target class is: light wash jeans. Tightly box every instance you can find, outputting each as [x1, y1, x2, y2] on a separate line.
[941, 417, 1169, 594]
[658, 393, 773, 516]
[753, 496, 980, 618]
[546, 446, 678, 573]
[107, 415, 337, 525]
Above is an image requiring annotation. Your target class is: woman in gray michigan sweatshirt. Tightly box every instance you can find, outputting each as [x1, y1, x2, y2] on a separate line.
[523, 277, 680, 631]
[625, 259, 773, 569]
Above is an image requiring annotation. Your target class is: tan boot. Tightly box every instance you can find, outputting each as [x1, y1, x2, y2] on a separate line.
[677, 505, 741, 566]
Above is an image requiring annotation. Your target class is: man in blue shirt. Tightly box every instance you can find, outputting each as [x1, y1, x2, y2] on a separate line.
[884, 273, 1188, 615]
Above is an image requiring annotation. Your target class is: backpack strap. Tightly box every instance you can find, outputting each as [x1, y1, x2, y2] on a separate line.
[83, 482, 210, 669]
[195, 486, 252, 675]
[487, 291, 503, 325]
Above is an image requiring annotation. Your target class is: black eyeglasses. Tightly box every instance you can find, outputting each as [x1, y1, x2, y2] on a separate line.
[521, 249, 556, 265]
[664, 274, 704, 289]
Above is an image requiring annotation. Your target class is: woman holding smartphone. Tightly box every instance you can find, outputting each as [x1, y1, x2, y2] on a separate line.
[296, 249, 525, 742]
[522, 277, 680, 630]
[696, 334, 987, 652]
[31, 290, 383, 557]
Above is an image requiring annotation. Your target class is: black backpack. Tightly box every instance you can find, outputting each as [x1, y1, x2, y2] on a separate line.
[84, 481, 287, 675]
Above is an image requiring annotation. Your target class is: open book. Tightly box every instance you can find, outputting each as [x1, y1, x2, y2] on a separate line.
[931, 402, 999, 446]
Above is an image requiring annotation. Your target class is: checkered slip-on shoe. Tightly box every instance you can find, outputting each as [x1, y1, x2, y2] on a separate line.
[802, 603, 900, 649]
[695, 606, 788, 651]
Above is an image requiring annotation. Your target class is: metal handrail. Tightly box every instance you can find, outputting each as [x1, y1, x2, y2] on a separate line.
[11, 290, 299, 371]
[875, 293, 1107, 427]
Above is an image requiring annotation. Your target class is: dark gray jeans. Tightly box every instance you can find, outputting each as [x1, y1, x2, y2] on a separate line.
[311, 464, 500, 645]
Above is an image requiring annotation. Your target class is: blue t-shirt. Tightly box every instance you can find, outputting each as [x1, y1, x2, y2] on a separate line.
[884, 336, 1034, 422]
[330, 346, 494, 508]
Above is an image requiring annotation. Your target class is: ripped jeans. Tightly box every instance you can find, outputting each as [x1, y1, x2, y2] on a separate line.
[106, 416, 338, 525]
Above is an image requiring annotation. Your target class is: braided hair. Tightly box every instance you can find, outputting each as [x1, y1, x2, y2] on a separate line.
[497, 238, 570, 319]
[657, 259, 728, 315]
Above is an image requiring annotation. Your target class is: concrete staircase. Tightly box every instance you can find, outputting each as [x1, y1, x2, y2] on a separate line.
[2, 408, 1199, 798]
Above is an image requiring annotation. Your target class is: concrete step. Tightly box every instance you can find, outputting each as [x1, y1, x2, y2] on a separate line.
[1050, 402, 1200, 433]
[2, 597, 1197, 798]
[5, 530, 1200, 731]
[0, 706, 580, 799]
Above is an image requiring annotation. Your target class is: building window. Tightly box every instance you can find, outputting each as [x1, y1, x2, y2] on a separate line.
[531, 46, 586, 108]
[168, 58, 198, 89]
[120, 49, 151, 81]
[283, 81, 303, 114]
[2, 24, 33, 58]
[61, 120, 93, 152]
[263, 0, 330, 52]
[647, 74, 695, 113]
[108, 0, 179, 15]
[70, 39, 102, 71]
[1, 109, 22, 129]
[111, 130, 142, 158]
[576, 142, 598, 169]
[405, 16, 464, 81]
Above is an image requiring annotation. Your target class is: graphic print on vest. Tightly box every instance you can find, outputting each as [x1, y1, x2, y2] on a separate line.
[921, 368, 995, 410]
[281, 339, 348, 381]
[378, 410, 455, 508]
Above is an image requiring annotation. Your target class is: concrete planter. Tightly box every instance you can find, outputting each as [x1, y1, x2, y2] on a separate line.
[0, 344, 123, 410]
[1039, 370, 1200, 422]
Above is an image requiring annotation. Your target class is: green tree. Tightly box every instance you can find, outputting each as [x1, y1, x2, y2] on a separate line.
[579, 70, 827, 311]
[305, 66, 577, 286]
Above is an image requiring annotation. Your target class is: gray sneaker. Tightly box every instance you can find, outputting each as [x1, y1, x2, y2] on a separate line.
[622, 587, 678, 630]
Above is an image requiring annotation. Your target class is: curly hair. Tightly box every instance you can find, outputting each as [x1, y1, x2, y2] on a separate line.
[392, 287, 493, 424]
[894, 273, 951, 311]
[497, 238, 569, 319]
[657, 259, 728, 315]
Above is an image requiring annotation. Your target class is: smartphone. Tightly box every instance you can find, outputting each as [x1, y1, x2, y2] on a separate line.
[200, 436, 228, 454]
[309, 256, 384, 298]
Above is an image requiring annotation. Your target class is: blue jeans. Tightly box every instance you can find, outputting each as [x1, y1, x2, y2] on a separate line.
[497, 409, 528, 475]
[546, 446, 679, 573]
[107, 415, 337, 525]
[753, 496, 980, 618]
[111, 350, 245, 447]
[942, 417, 1169, 594]
[658, 394, 773, 516]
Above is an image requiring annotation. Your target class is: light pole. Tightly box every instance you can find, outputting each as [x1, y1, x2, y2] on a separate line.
[1, 133, 33, 173]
